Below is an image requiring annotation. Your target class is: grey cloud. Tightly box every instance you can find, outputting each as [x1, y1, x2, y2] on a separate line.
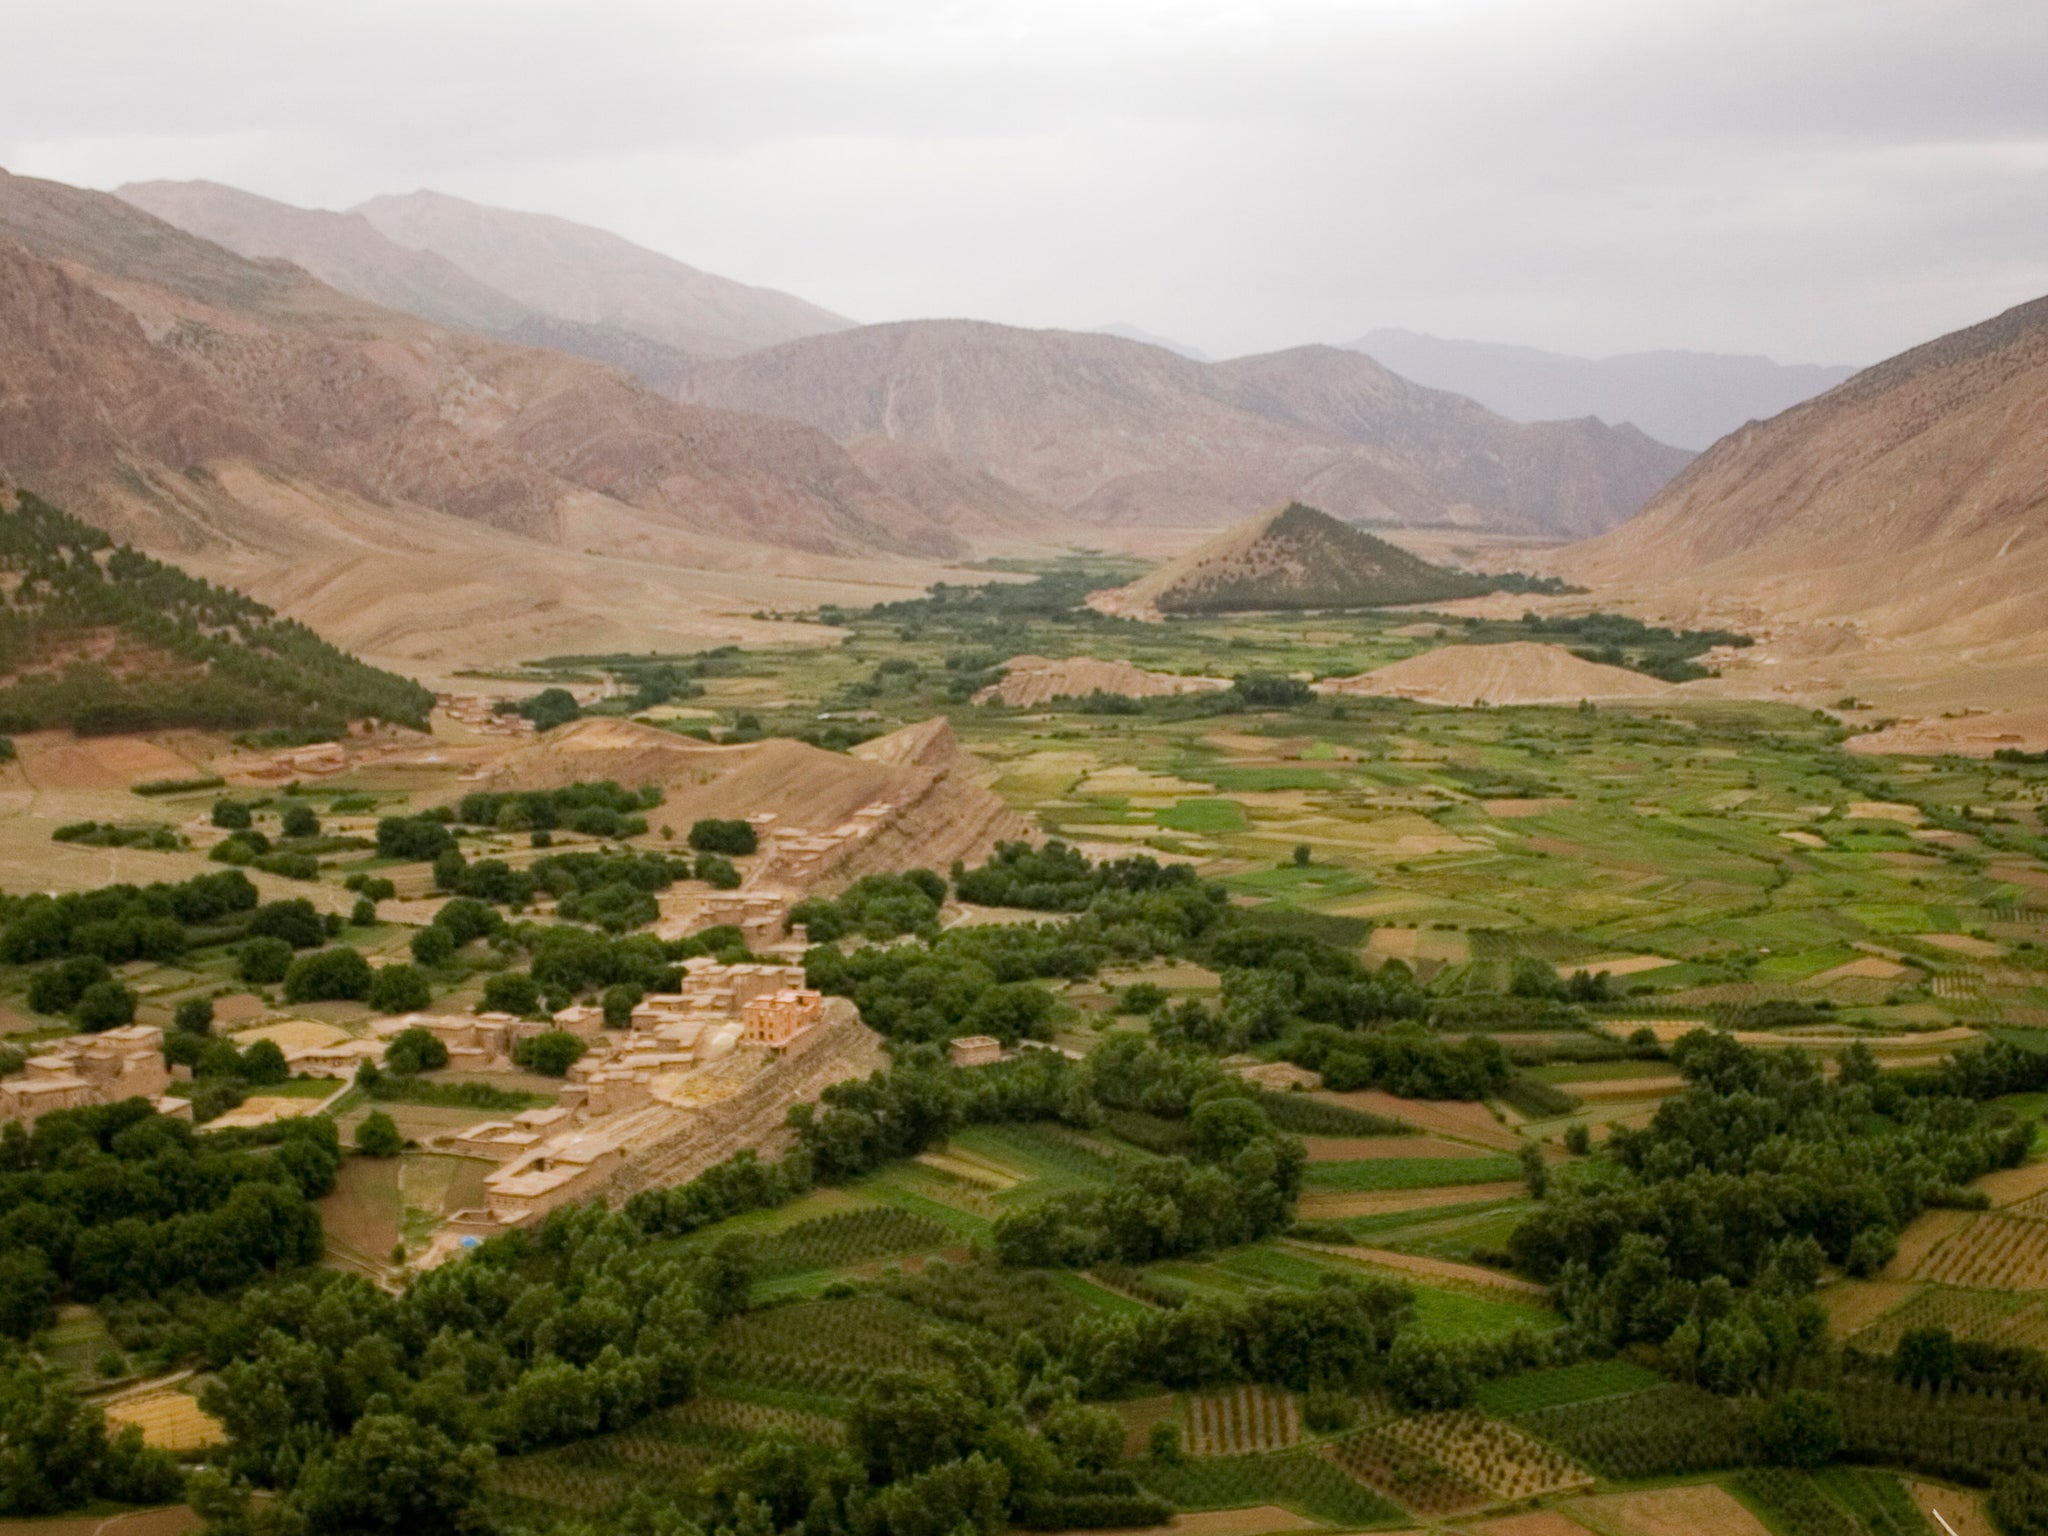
[3, 0, 2044, 362]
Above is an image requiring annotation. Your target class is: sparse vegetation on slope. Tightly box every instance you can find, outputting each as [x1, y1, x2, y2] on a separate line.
[0, 489, 432, 733]
[1100, 504, 1491, 616]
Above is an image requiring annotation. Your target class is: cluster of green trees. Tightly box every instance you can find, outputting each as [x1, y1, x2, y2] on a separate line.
[691, 1342, 1172, 1536]
[992, 1094, 1301, 1266]
[0, 868, 259, 967]
[1281, 1024, 1510, 1099]
[51, 820, 184, 850]
[0, 1352, 182, 1515]
[792, 871, 947, 944]
[687, 817, 758, 856]
[508, 687, 582, 731]
[0, 492, 432, 733]
[192, 1202, 715, 1532]
[430, 849, 698, 928]
[454, 781, 661, 837]
[952, 839, 1204, 912]
[0, 1102, 338, 1338]
[1508, 1033, 2030, 1392]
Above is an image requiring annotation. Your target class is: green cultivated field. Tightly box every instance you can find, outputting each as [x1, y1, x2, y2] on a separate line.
[15, 554, 2048, 1536]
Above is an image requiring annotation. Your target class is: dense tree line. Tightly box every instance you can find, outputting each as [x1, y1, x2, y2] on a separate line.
[952, 839, 1205, 913]
[193, 1203, 716, 1534]
[0, 1351, 182, 1515]
[455, 781, 661, 836]
[0, 1102, 338, 1338]
[0, 869, 259, 967]
[792, 870, 947, 944]
[1508, 1032, 2029, 1393]
[0, 491, 432, 733]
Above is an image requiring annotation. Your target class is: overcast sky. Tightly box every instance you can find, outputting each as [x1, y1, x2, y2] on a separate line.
[4, 0, 2045, 364]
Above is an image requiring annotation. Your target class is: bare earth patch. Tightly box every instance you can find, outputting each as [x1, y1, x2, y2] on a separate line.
[103, 1390, 224, 1452]
[1890, 1208, 1975, 1279]
[1485, 798, 1575, 818]
[1906, 1480, 1999, 1536]
[1571, 1077, 1685, 1100]
[975, 655, 1229, 707]
[1569, 1484, 1771, 1536]
[1475, 1514, 1596, 1536]
[1314, 1090, 1523, 1151]
[1975, 1159, 2048, 1206]
[1298, 1182, 1529, 1219]
[1922, 933, 2003, 957]
[1821, 1279, 1923, 1339]
[1313, 1243, 1548, 1297]
[1554, 955, 1672, 978]
[1316, 643, 1675, 708]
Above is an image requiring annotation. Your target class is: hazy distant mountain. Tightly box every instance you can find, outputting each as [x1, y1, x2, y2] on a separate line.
[117, 179, 702, 392]
[1567, 291, 2048, 655]
[0, 167, 1020, 651]
[1347, 328, 1858, 450]
[356, 190, 853, 359]
[1090, 322, 1212, 361]
[686, 320, 1692, 537]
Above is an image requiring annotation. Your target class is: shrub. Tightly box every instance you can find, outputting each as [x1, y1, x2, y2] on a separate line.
[431, 849, 465, 891]
[433, 898, 501, 946]
[367, 964, 431, 1014]
[384, 1027, 449, 1076]
[73, 981, 137, 1033]
[517, 687, 580, 731]
[173, 996, 214, 1036]
[211, 798, 252, 831]
[248, 899, 328, 949]
[280, 803, 320, 839]
[355, 1111, 403, 1158]
[695, 853, 741, 889]
[374, 815, 454, 862]
[349, 896, 377, 928]
[410, 926, 455, 967]
[481, 972, 541, 1016]
[238, 937, 294, 985]
[511, 1030, 587, 1077]
[239, 1039, 290, 1086]
[283, 947, 374, 1003]
[689, 818, 757, 856]
[1120, 983, 1168, 1015]
[27, 956, 113, 1016]
[603, 983, 644, 1028]
[1304, 1387, 1358, 1433]
[1754, 1389, 1844, 1468]
[1995, 1471, 2048, 1536]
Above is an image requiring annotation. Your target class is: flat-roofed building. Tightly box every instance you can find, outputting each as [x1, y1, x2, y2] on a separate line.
[483, 1127, 627, 1225]
[0, 1026, 190, 1125]
[742, 988, 824, 1053]
[948, 1035, 1003, 1068]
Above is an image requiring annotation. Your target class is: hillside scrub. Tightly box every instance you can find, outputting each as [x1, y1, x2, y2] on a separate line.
[0, 491, 431, 733]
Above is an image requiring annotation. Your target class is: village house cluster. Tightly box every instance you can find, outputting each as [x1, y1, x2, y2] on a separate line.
[0, 1025, 190, 1124]
[437, 693, 538, 737]
[401, 956, 828, 1234]
[743, 807, 894, 888]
